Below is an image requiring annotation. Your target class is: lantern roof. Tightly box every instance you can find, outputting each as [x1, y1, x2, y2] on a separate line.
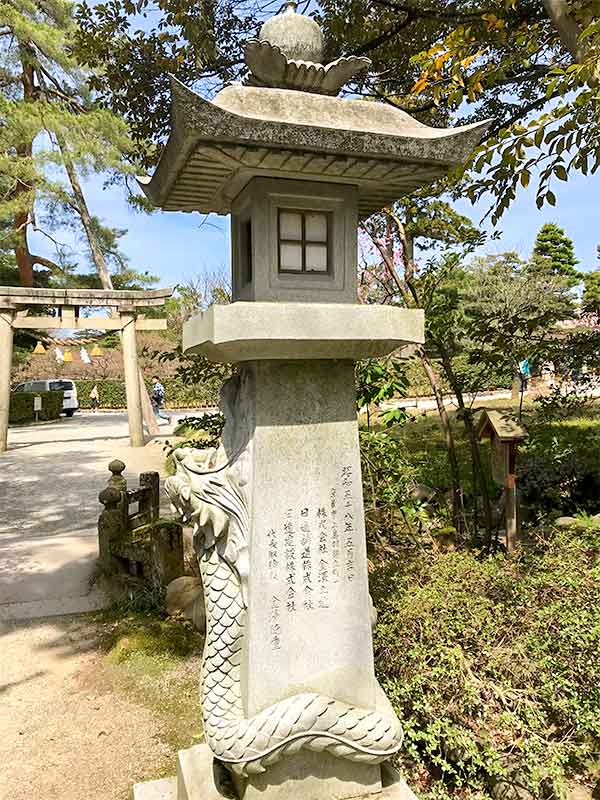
[138, 4, 490, 218]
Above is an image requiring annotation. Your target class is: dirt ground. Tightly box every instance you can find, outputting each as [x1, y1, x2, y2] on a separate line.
[0, 613, 202, 800]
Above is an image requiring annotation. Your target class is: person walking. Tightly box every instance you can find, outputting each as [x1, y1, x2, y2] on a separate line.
[151, 376, 172, 425]
[89, 384, 100, 413]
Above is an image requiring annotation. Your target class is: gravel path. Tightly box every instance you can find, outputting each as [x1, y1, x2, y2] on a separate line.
[0, 412, 205, 798]
[0, 616, 173, 800]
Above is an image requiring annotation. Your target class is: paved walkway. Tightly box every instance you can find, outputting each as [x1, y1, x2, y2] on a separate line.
[0, 412, 183, 621]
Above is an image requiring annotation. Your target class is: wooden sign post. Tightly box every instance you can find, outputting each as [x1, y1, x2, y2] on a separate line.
[477, 410, 528, 552]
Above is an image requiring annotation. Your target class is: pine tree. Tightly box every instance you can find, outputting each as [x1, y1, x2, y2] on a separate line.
[582, 246, 600, 316]
[0, 0, 137, 288]
[532, 223, 580, 283]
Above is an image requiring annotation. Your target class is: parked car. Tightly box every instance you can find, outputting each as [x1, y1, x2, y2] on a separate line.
[12, 379, 79, 416]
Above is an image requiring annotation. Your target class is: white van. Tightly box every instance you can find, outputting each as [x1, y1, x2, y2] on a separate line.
[12, 379, 79, 416]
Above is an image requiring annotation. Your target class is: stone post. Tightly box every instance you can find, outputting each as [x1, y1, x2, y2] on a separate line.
[98, 485, 124, 568]
[241, 360, 381, 799]
[139, 471, 160, 524]
[149, 521, 184, 588]
[108, 459, 129, 530]
[121, 310, 145, 447]
[0, 307, 15, 453]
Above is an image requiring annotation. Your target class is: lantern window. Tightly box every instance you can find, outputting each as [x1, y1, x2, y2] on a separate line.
[278, 210, 330, 274]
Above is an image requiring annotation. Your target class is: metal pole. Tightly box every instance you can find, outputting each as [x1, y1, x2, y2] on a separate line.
[0, 309, 14, 453]
[121, 313, 145, 447]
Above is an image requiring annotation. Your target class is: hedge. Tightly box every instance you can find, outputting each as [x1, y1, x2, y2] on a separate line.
[71, 360, 513, 411]
[404, 356, 513, 398]
[9, 391, 63, 424]
[75, 377, 221, 410]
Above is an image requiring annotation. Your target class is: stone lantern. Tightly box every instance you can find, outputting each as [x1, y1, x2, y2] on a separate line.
[136, 4, 488, 800]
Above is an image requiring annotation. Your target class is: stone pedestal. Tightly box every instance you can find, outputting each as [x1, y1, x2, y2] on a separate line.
[242, 753, 380, 800]
[160, 305, 423, 800]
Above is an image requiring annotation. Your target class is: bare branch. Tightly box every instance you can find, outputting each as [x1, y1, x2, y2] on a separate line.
[371, 0, 489, 23]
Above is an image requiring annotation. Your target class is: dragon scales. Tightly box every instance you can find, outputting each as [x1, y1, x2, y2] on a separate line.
[165, 373, 403, 778]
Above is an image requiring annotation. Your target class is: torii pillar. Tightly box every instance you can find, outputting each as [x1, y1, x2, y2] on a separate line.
[121, 309, 145, 448]
[0, 304, 15, 453]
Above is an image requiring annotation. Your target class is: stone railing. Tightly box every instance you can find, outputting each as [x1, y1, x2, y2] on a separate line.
[98, 459, 183, 588]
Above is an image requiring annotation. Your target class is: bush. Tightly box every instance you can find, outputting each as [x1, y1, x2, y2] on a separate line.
[75, 377, 221, 410]
[371, 527, 600, 799]
[9, 390, 63, 424]
[519, 409, 600, 516]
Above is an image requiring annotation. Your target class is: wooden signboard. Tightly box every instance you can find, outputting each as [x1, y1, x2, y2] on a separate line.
[491, 435, 509, 484]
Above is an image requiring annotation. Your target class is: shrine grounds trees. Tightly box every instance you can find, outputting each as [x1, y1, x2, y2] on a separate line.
[73, 1, 600, 222]
[531, 222, 580, 282]
[0, 0, 139, 288]
[319, 0, 600, 221]
[357, 396, 600, 800]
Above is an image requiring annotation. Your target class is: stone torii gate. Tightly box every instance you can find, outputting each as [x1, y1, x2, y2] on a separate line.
[0, 286, 173, 452]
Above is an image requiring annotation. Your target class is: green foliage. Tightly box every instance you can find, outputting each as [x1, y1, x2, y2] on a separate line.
[74, 0, 257, 156]
[155, 345, 232, 390]
[371, 526, 600, 798]
[520, 406, 600, 516]
[582, 246, 600, 315]
[360, 429, 432, 555]
[356, 358, 409, 428]
[172, 413, 225, 450]
[319, 0, 600, 219]
[75, 377, 221, 409]
[464, 253, 576, 376]
[9, 390, 63, 424]
[531, 223, 580, 283]
[1, 0, 138, 285]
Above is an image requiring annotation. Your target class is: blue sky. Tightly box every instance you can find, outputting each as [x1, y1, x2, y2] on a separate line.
[29, 164, 599, 290]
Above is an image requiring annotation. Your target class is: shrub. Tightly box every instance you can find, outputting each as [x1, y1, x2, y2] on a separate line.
[9, 390, 63, 424]
[519, 410, 600, 516]
[371, 527, 600, 799]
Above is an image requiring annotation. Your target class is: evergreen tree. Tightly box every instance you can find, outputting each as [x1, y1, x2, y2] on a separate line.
[583, 246, 600, 316]
[0, 0, 136, 288]
[532, 223, 580, 283]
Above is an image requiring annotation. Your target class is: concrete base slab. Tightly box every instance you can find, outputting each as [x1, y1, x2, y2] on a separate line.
[133, 746, 418, 800]
[178, 744, 237, 800]
[134, 777, 178, 800]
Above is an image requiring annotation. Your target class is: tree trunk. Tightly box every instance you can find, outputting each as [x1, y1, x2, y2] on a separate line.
[14, 207, 34, 287]
[12, 53, 35, 287]
[57, 139, 114, 291]
[418, 348, 463, 531]
[542, 0, 585, 62]
[438, 347, 494, 548]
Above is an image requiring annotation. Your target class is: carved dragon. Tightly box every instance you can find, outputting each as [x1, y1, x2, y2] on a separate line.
[165, 375, 403, 777]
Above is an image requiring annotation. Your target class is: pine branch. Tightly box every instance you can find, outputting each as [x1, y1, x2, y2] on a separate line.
[30, 254, 63, 272]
